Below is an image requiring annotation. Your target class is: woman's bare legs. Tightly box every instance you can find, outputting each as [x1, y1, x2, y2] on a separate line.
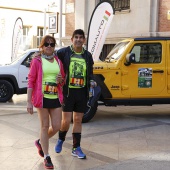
[37, 107, 62, 155]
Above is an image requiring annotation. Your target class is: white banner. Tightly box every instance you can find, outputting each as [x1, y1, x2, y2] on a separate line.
[11, 17, 23, 62]
[87, 0, 114, 61]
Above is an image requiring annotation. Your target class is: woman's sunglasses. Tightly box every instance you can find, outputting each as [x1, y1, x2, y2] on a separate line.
[44, 42, 55, 47]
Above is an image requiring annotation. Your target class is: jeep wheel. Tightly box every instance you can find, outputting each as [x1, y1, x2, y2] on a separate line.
[0, 80, 14, 102]
[82, 102, 98, 123]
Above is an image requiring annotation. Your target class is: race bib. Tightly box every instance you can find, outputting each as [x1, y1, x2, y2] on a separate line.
[70, 77, 84, 87]
[43, 82, 58, 95]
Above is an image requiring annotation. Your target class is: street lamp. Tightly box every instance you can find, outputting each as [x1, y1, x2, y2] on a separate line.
[43, 8, 46, 36]
[59, 0, 62, 47]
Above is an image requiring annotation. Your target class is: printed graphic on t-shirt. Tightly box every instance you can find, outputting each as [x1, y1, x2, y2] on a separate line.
[44, 82, 58, 95]
[69, 58, 86, 87]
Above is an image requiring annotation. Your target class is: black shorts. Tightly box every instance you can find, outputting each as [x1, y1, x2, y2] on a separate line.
[43, 97, 61, 108]
[62, 87, 87, 113]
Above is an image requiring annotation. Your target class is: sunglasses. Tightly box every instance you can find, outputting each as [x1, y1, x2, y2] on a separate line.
[44, 42, 55, 47]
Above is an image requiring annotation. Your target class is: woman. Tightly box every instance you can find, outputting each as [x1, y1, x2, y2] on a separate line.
[27, 35, 65, 169]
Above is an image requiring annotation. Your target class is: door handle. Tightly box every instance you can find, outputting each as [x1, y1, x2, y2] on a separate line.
[153, 70, 164, 73]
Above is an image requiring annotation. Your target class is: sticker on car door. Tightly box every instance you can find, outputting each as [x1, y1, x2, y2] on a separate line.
[138, 68, 152, 88]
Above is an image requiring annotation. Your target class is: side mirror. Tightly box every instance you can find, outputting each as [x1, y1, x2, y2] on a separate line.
[124, 53, 136, 66]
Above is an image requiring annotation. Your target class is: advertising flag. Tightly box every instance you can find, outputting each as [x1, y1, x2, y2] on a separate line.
[11, 17, 23, 62]
[87, 0, 114, 61]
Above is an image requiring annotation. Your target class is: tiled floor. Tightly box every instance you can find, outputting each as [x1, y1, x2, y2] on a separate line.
[1, 94, 170, 170]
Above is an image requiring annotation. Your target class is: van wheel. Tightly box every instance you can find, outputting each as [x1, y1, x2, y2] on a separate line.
[0, 80, 14, 102]
[82, 102, 98, 123]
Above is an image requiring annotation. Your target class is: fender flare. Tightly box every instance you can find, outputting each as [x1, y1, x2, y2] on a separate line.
[0, 75, 19, 93]
[93, 74, 112, 100]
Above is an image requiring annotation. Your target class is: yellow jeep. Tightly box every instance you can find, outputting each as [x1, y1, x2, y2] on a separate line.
[83, 37, 170, 122]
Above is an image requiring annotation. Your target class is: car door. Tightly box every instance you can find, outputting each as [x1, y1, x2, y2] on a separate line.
[18, 51, 36, 88]
[121, 41, 166, 97]
[167, 40, 170, 94]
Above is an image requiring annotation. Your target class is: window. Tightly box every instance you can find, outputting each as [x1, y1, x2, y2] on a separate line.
[23, 26, 31, 36]
[130, 43, 162, 63]
[23, 25, 32, 50]
[99, 44, 115, 61]
[37, 27, 44, 47]
[0, 18, 5, 38]
[100, 0, 130, 11]
[22, 51, 36, 67]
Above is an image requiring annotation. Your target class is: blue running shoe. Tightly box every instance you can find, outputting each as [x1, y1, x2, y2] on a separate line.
[55, 139, 64, 153]
[71, 147, 86, 159]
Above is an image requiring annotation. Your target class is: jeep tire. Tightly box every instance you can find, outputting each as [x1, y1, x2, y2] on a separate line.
[0, 80, 14, 102]
[82, 102, 98, 123]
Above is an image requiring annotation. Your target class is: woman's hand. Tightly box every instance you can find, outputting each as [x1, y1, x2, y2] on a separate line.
[27, 102, 34, 115]
[57, 73, 64, 84]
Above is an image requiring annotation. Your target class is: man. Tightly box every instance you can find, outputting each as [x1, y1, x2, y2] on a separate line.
[55, 29, 96, 159]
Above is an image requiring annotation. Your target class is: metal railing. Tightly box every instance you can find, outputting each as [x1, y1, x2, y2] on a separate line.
[112, 0, 130, 11]
[100, 0, 130, 11]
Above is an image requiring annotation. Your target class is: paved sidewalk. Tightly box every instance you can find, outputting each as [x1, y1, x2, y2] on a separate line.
[1, 94, 170, 170]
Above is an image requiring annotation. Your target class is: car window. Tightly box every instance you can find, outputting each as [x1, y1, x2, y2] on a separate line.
[21, 49, 59, 67]
[21, 52, 38, 67]
[105, 41, 130, 62]
[130, 43, 162, 63]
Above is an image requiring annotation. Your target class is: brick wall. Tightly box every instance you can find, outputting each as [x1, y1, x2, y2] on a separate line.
[65, 0, 75, 36]
[158, 0, 170, 31]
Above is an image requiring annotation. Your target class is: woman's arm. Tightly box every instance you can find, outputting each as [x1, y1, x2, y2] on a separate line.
[27, 88, 33, 114]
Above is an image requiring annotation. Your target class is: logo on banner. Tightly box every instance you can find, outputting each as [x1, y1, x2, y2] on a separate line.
[91, 10, 112, 56]
[11, 17, 23, 62]
[104, 10, 111, 20]
[87, 1, 114, 61]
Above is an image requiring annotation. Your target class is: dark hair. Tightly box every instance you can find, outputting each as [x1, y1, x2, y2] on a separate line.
[71, 29, 85, 39]
[39, 35, 56, 49]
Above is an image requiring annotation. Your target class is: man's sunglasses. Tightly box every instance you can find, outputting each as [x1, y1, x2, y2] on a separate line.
[44, 42, 55, 47]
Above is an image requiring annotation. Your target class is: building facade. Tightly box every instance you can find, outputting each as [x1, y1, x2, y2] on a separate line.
[0, 0, 170, 63]
[62, 0, 170, 59]
[0, 0, 65, 63]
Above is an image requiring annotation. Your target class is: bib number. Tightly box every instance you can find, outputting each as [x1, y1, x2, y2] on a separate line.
[70, 78, 84, 87]
[44, 82, 58, 95]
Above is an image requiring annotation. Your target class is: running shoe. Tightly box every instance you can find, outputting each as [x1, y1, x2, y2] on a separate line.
[44, 156, 54, 169]
[55, 139, 64, 153]
[71, 146, 86, 159]
[35, 139, 44, 157]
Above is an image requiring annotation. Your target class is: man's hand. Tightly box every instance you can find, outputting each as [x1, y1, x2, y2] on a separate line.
[33, 52, 41, 57]
[90, 80, 97, 87]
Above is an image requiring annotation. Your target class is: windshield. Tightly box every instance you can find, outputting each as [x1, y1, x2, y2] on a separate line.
[105, 41, 130, 62]
[8, 52, 27, 65]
